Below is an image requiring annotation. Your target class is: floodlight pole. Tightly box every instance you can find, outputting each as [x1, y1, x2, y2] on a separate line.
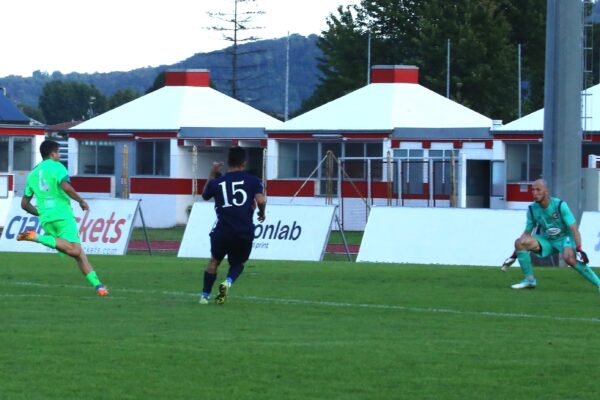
[518, 43, 522, 118]
[367, 31, 372, 85]
[284, 32, 290, 121]
[543, 0, 583, 218]
[446, 39, 451, 98]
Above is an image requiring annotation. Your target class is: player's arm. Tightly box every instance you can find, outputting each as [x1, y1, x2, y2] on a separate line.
[559, 201, 580, 247]
[560, 201, 588, 262]
[568, 223, 583, 248]
[21, 196, 39, 216]
[60, 181, 89, 211]
[255, 193, 266, 222]
[201, 162, 223, 200]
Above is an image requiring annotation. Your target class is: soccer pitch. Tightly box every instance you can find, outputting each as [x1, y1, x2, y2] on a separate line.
[1, 253, 599, 400]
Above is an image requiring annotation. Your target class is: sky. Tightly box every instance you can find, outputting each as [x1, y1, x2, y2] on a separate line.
[0, 0, 359, 78]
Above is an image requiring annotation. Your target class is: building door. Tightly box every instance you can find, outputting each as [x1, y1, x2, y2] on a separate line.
[245, 147, 265, 178]
[490, 161, 506, 209]
[466, 160, 490, 208]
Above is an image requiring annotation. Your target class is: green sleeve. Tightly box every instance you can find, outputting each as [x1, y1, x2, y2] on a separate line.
[560, 201, 576, 226]
[56, 162, 70, 184]
[525, 206, 535, 232]
[24, 182, 34, 197]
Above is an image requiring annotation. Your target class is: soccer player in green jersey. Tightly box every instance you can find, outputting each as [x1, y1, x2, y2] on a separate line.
[502, 179, 600, 291]
[16, 140, 109, 297]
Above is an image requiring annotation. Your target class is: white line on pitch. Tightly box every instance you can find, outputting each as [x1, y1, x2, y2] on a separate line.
[240, 295, 600, 324]
[3, 280, 600, 324]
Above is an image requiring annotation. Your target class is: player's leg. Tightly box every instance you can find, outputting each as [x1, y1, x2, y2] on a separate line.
[511, 235, 544, 289]
[501, 251, 517, 271]
[17, 223, 58, 249]
[62, 219, 109, 296]
[201, 257, 222, 304]
[201, 231, 226, 304]
[561, 237, 600, 289]
[18, 220, 78, 255]
[224, 238, 253, 286]
[71, 247, 108, 296]
[215, 237, 252, 305]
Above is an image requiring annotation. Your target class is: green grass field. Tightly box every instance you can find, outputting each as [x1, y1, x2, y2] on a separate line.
[1, 253, 599, 399]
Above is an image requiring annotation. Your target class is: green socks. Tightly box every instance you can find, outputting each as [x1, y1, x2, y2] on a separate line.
[85, 271, 102, 288]
[37, 234, 57, 249]
[516, 250, 534, 279]
[574, 262, 600, 287]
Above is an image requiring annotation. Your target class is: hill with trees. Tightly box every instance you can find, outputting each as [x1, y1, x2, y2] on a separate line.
[0, 34, 321, 122]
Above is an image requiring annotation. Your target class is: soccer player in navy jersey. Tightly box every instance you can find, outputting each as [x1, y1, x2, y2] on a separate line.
[199, 147, 266, 305]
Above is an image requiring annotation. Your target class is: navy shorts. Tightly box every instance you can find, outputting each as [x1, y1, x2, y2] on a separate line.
[210, 229, 253, 266]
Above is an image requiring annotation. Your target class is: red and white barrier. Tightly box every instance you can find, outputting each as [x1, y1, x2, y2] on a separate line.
[0, 197, 139, 255]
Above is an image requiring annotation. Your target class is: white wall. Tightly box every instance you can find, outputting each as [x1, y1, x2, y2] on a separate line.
[130, 193, 198, 227]
[266, 139, 279, 180]
[176, 194, 195, 225]
[358, 207, 526, 266]
[0, 191, 14, 228]
[68, 137, 79, 176]
[194, 147, 229, 178]
[132, 194, 178, 228]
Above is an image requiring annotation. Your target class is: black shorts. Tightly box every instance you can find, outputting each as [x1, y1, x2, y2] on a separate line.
[210, 229, 253, 266]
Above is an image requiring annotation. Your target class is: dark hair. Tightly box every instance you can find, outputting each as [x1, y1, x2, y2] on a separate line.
[40, 140, 60, 159]
[228, 146, 246, 167]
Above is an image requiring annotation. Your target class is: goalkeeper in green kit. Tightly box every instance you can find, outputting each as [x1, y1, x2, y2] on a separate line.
[501, 179, 600, 291]
[17, 140, 109, 297]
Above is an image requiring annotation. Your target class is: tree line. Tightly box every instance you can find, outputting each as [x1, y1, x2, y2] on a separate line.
[302, 0, 555, 123]
[18, 80, 142, 125]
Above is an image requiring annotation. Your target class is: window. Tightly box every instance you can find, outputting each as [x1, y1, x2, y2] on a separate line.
[320, 142, 341, 176]
[491, 161, 505, 197]
[395, 149, 426, 195]
[430, 150, 458, 196]
[277, 141, 383, 195]
[277, 142, 318, 178]
[367, 143, 383, 180]
[245, 147, 264, 178]
[136, 140, 170, 176]
[278, 142, 297, 178]
[318, 142, 341, 195]
[0, 175, 7, 198]
[342, 142, 384, 180]
[78, 140, 115, 175]
[299, 143, 318, 177]
[345, 142, 366, 179]
[13, 137, 33, 170]
[0, 136, 34, 172]
[0, 137, 8, 172]
[506, 143, 542, 183]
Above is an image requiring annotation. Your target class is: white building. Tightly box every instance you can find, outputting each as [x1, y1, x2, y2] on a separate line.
[265, 65, 501, 230]
[68, 69, 279, 227]
[493, 83, 600, 210]
[0, 89, 44, 226]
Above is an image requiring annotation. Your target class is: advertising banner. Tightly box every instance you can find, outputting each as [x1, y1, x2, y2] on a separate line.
[178, 203, 336, 261]
[357, 207, 527, 266]
[579, 211, 600, 268]
[0, 197, 139, 255]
